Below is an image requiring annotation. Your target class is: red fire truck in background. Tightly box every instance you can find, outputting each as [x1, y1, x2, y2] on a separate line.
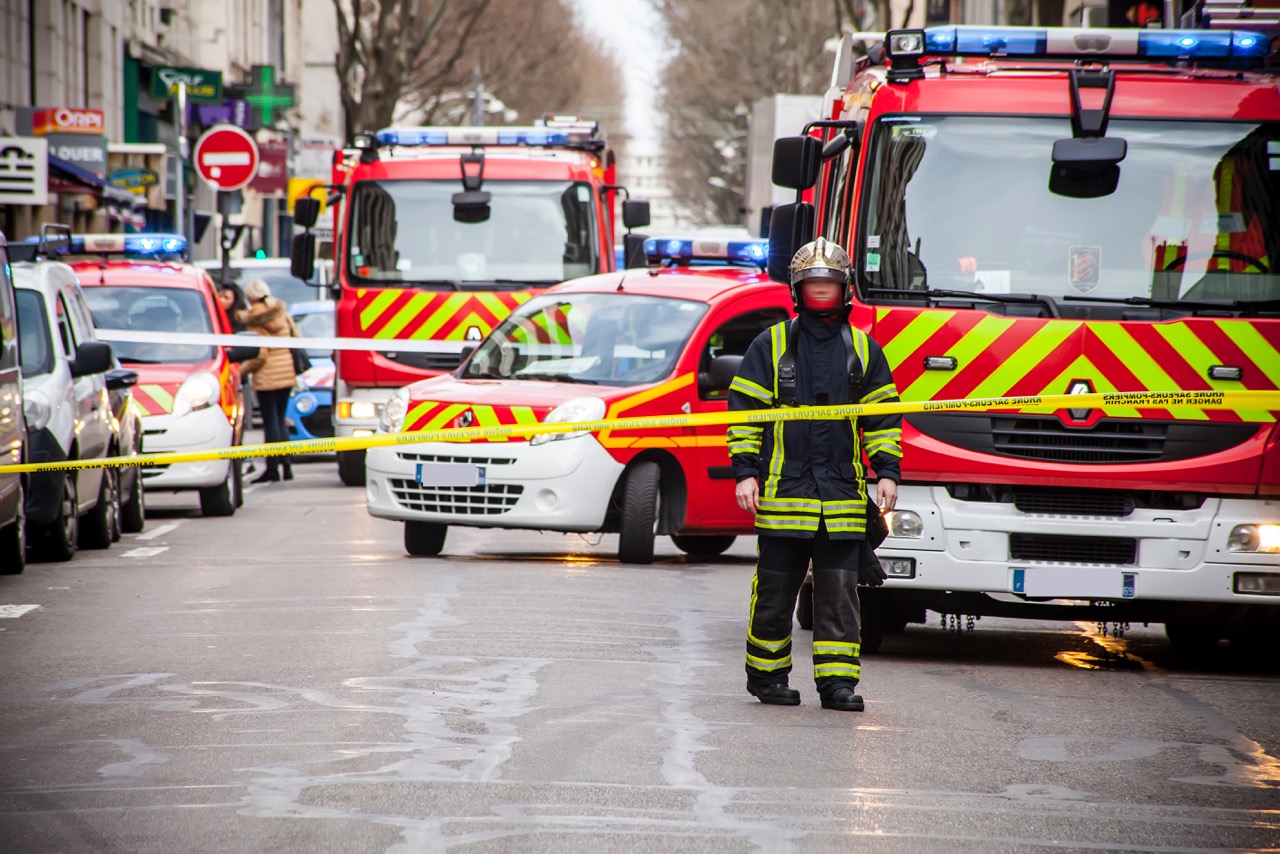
[290, 117, 648, 485]
[768, 9, 1279, 661]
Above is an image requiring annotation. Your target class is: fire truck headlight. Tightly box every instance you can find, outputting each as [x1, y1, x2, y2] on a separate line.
[530, 396, 605, 446]
[378, 389, 409, 434]
[1228, 524, 1280, 553]
[884, 510, 924, 538]
[341, 400, 380, 421]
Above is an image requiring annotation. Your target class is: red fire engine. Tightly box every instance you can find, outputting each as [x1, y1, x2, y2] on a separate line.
[290, 117, 648, 485]
[767, 14, 1279, 660]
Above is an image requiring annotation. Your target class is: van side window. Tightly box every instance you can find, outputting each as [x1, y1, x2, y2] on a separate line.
[698, 308, 790, 400]
[55, 294, 76, 357]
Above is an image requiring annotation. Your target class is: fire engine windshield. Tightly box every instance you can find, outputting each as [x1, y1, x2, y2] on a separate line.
[345, 179, 599, 289]
[461, 293, 707, 386]
[82, 286, 216, 363]
[859, 117, 1279, 307]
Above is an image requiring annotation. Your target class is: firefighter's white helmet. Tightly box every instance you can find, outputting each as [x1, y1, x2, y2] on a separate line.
[788, 237, 852, 310]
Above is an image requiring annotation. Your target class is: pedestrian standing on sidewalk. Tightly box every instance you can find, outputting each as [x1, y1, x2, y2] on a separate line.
[237, 279, 298, 482]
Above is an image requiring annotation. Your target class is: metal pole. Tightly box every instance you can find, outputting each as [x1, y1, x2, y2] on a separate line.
[472, 62, 484, 126]
[175, 81, 188, 240]
[219, 191, 233, 286]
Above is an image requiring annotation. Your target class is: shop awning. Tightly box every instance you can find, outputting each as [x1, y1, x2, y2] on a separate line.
[49, 155, 144, 207]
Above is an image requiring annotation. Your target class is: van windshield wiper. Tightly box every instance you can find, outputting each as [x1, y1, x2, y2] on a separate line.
[463, 279, 562, 290]
[522, 374, 600, 385]
[867, 288, 1060, 318]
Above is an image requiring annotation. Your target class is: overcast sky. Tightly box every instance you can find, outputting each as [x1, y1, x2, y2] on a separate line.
[572, 0, 667, 147]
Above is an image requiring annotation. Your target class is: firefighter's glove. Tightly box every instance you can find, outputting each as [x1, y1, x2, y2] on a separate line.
[858, 541, 887, 587]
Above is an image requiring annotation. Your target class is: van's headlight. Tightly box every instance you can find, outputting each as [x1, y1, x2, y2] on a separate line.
[379, 388, 409, 433]
[884, 509, 924, 538]
[23, 390, 52, 432]
[171, 373, 220, 418]
[1228, 524, 1280, 553]
[530, 396, 606, 445]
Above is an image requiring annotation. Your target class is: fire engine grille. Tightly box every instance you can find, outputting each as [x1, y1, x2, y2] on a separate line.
[1013, 490, 1134, 516]
[396, 452, 516, 466]
[301, 405, 334, 438]
[389, 480, 522, 515]
[1010, 533, 1137, 565]
[384, 351, 464, 372]
[907, 413, 1256, 464]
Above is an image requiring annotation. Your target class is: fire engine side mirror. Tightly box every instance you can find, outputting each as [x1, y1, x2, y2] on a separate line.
[291, 233, 317, 281]
[622, 198, 651, 230]
[772, 136, 822, 191]
[294, 196, 321, 229]
[623, 232, 649, 268]
[766, 202, 814, 284]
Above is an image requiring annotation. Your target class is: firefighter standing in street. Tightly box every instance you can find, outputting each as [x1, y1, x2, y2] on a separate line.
[727, 238, 902, 711]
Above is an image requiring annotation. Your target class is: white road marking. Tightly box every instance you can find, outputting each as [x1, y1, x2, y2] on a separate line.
[0, 604, 41, 618]
[136, 522, 180, 541]
[122, 547, 168, 558]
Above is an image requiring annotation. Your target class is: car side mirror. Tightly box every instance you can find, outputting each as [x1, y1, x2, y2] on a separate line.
[70, 341, 113, 378]
[460, 344, 477, 365]
[291, 233, 316, 281]
[699, 354, 744, 395]
[622, 198, 650, 230]
[105, 368, 138, 391]
[226, 343, 261, 363]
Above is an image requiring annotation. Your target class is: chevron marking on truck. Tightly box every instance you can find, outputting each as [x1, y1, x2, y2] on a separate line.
[355, 289, 533, 340]
[132, 383, 178, 416]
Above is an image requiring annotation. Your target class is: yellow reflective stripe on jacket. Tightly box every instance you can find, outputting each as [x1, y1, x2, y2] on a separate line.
[729, 376, 772, 403]
[862, 382, 897, 405]
[747, 653, 792, 672]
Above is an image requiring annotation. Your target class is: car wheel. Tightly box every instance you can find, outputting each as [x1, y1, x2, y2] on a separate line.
[796, 578, 814, 630]
[1165, 619, 1222, 667]
[338, 449, 366, 486]
[120, 467, 145, 534]
[0, 479, 26, 575]
[34, 472, 78, 562]
[404, 521, 447, 556]
[618, 461, 660, 565]
[199, 467, 237, 517]
[232, 457, 244, 508]
[671, 535, 736, 556]
[79, 466, 119, 549]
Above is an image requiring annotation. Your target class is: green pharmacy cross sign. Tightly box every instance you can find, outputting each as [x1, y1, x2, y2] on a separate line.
[245, 65, 295, 127]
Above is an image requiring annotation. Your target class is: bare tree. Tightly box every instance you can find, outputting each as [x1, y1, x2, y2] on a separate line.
[656, 0, 844, 225]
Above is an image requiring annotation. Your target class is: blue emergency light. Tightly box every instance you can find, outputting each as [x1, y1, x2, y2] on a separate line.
[376, 125, 595, 149]
[644, 237, 768, 269]
[911, 25, 1270, 61]
[59, 233, 188, 258]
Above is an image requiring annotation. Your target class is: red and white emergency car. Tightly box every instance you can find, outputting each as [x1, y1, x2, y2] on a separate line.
[365, 238, 788, 563]
[69, 234, 247, 517]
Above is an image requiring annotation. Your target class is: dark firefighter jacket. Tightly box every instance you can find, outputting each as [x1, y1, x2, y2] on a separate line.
[727, 313, 902, 539]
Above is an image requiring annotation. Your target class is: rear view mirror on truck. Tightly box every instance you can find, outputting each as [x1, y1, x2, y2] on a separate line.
[772, 136, 822, 191]
[1049, 137, 1127, 199]
[452, 191, 492, 223]
[291, 233, 317, 281]
[622, 198, 651, 230]
[294, 196, 321, 229]
[766, 202, 814, 284]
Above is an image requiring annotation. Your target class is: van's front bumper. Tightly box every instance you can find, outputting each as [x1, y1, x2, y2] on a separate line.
[138, 407, 233, 489]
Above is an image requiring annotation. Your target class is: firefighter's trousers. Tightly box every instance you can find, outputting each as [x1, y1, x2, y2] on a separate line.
[746, 523, 862, 697]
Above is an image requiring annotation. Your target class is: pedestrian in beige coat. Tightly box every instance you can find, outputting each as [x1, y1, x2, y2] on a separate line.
[238, 279, 298, 482]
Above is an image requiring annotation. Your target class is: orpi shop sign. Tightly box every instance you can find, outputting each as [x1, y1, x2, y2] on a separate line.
[19, 107, 105, 136]
[151, 66, 223, 104]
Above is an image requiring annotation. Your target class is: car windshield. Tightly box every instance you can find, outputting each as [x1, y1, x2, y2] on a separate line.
[461, 293, 707, 386]
[859, 117, 1280, 305]
[15, 289, 53, 376]
[293, 308, 334, 358]
[346, 179, 599, 288]
[82, 286, 215, 363]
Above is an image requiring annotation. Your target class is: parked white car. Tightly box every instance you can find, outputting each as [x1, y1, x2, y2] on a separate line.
[13, 256, 119, 560]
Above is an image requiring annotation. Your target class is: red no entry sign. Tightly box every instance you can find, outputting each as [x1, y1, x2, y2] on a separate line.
[193, 125, 259, 191]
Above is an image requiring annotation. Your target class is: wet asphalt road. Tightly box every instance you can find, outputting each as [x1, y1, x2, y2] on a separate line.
[1, 459, 1278, 853]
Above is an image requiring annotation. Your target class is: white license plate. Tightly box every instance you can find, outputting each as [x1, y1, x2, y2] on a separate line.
[1012, 567, 1136, 599]
[415, 463, 484, 487]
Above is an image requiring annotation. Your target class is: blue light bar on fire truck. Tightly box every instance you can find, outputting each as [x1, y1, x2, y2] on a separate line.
[28, 233, 188, 258]
[886, 25, 1270, 62]
[375, 122, 601, 149]
[643, 237, 768, 269]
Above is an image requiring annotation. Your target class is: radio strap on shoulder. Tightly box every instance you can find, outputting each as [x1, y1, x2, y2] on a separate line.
[776, 319, 863, 407]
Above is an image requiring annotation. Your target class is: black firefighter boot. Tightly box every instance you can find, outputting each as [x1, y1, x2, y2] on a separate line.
[820, 686, 865, 712]
[748, 682, 801, 706]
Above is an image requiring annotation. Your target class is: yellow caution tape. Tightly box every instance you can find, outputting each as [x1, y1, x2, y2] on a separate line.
[1, 389, 1277, 475]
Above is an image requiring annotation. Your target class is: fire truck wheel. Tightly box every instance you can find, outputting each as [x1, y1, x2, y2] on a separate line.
[1164, 619, 1222, 667]
[796, 579, 814, 630]
[338, 450, 367, 487]
[405, 521, 447, 556]
[618, 461, 660, 565]
[671, 535, 736, 556]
